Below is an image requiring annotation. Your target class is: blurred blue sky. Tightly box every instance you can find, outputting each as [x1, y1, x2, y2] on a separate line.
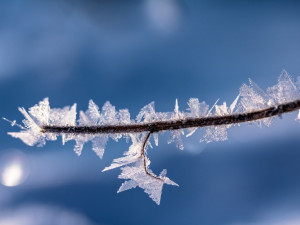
[1, 0, 300, 224]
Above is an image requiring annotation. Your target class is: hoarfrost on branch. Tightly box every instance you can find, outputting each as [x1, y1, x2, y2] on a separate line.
[6, 70, 300, 204]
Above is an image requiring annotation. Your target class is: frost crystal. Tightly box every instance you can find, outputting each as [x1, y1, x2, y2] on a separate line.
[102, 134, 143, 172]
[136, 102, 157, 123]
[153, 133, 159, 146]
[103, 133, 178, 204]
[7, 71, 300, 204]
[74, 101, 109, 157]
[117, 159, 178, 205]
[238, 79, 272, 126]
[201, 95, 239, 143]
[267, 70, 300, 104]
[239, 81, 267, 112]
[168, 99, 185, 150]
[201, 126, 228, 143]
[186, 98, 209, 137]
[8, 98, 76, 147]
[87, 100, 101, 124]
[119, 109, 131, 124]
[187, 98, 209, 118]
[91, 135, 108, 159]
[102, 101, 122, 142]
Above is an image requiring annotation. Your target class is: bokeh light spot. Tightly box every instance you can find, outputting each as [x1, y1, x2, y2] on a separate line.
[1, 163, 23, 187]
[0, 150, 30, 187]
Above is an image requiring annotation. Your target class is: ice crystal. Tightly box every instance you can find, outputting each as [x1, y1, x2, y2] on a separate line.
[117, 159, 178, 205]
[238, 78, 273, 127]
[153, 132, 159, 146]
[103, 133, 178, 204]
[75, 101, 109, 157]
[119, 109, 131, 124]
[201, 95, 239, 143]
[136, 102, 157, 123]
[91, 135, 108, 159]
[187, 98, 209, 118]
[87, 100, 101, 124]
[102, 134, 143, 172]
[167, 99, 185, 150]
[201, 126, 228, 143]
[186, 98, 209, 137]
[102, 101, 122, 142]
[267, 70, 300, 104]
[239, 81, 268, 112]
[8, 98, 76, 147]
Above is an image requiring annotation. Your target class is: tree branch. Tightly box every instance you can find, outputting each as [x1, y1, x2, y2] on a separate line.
[41, 99, 300, 135]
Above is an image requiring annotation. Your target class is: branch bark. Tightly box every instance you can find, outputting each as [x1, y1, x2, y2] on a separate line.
[41, 99, 300, 135]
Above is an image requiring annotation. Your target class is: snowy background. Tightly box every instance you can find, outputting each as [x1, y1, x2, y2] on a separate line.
[1, 0, 300, 224]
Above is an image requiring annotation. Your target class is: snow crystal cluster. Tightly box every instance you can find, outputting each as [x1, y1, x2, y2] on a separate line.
[6, 70, 300, 204]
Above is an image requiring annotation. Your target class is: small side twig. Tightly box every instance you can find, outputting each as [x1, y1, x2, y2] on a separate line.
[139, 132, 163, 181]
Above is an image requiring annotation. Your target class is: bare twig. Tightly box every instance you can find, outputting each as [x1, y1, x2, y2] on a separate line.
[138, 132, 162, 181]
[41, 99, 300, 135]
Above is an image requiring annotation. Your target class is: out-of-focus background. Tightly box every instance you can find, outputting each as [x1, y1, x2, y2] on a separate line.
[1, 0, 300, 224]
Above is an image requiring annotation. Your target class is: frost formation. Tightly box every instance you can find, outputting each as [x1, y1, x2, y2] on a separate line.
[6, 70, 300, 204]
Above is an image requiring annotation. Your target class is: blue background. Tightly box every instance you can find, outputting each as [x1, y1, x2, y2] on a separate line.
[1, 0, 300, 224]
